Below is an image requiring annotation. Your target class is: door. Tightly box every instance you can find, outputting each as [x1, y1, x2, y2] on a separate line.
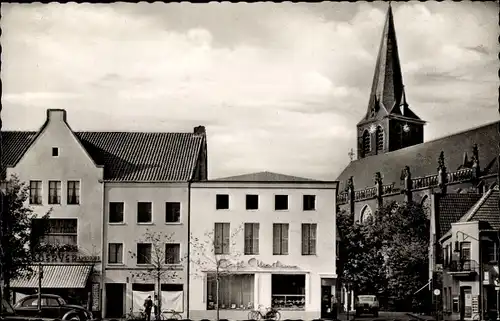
[42, 296, 62, 319]
[105, 283, 125, 318]
[321, 285, 333, 319]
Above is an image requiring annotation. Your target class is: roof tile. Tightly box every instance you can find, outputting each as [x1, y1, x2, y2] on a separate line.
[437, 193, 483, 238]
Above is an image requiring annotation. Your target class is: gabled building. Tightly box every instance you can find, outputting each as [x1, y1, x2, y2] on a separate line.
[3, 109, 208, 319]
[189, 171, 339, 320]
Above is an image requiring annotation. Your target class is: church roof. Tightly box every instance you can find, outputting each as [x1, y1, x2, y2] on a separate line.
[3, 130, 205, 182]
[359, 4, 422, 125]
[337, 121, 500, 190]
[213, 171, 322, 182]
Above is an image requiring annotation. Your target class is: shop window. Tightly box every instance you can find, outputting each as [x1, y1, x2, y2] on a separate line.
[301, 223, 317, 255]
[271, 274, 306, 310]
[48, 181, 61, 205]
[303, 195, 316, 211]
[275, 195, 288, 211]
[165, 244, 181, 264]
[273, 223, 289, 255]
[166, 202, 181, 223]
[137, 202, 152, 223]
[161, 284, 184, 313]
[207, 274, 254, 310]
[214, 223, 230, 254]
[67, 181, 80, 205]
[137, 243, 152, 264]
[246, 195, 259, 210]
[216, 194, 229, 210]
[244, 223, 259, 255]
[30, 180, 42, 205]
[109, 202, 124, 223]
[452, 297, 459, 313]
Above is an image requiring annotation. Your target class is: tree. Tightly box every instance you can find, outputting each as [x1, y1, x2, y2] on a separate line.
[190, 224, 244, 321]
[0, 174, 52, 308]
[128, 229, 182, 320]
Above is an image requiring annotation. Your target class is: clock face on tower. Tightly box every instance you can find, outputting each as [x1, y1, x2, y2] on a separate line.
[369, 124, 377, 134]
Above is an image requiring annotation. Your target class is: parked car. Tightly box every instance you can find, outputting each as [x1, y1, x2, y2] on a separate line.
[14, 294, 93, 321]
[355, 294, 379, 317]
[2, 298, 59, 321]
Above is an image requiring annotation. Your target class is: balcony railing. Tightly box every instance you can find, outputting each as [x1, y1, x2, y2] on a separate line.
[271, 294, 306, 310]
[447, 260, 479, 274]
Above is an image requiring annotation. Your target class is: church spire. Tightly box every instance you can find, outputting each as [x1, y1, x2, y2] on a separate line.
[360, 4, 406, 123]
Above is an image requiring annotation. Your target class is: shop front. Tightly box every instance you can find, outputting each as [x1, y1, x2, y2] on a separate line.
[10, 253, 102, 318]
[190, 258, 335, 320]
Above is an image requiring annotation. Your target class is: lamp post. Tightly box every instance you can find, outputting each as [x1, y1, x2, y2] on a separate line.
[454, 231, 482, 321]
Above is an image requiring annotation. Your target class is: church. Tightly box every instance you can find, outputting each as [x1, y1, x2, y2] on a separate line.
[335, 4, 500, 222]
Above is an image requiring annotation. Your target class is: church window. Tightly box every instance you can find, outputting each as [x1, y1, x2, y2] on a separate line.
[362, 130, 370, 154]
[360, 205, 373, 223]
[376, 127, 384, 152]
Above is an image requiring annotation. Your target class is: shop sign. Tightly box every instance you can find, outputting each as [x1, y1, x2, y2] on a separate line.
[229, 258, 299, 270]
[91, 283, 100, 311]
[36, 252, 101, 263]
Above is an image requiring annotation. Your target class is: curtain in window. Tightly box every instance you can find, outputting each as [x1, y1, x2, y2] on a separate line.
[244, 223, 259, 255]
[67, 181, 80, 204]
[207, 274, 254, 310]
[273, 224, 289, 255]
[215, 223, 230, 254]
[165, 244, 180, 264]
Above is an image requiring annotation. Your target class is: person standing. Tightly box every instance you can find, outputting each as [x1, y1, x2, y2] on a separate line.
[143, 295, 153, 321]
[331, 295, 338, 320]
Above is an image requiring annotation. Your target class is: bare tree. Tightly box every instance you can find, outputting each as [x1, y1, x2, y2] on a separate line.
[129, 229, 181, 320]
[190, 224, 244, 321]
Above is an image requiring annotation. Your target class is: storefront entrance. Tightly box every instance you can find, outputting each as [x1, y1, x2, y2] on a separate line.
[321, 285, 332, 319]
[105, 283, 125, 318]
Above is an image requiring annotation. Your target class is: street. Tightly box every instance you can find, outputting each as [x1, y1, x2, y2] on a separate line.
[335, 311, 422, 321]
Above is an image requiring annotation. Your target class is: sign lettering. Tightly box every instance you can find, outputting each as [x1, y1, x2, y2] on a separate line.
[91, 283, 100, 311]
[36, 252, 100, 263]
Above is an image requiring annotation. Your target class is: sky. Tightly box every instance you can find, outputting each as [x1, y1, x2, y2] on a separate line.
[1, 1, 499, 181]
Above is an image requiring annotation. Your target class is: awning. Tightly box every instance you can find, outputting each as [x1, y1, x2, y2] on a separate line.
[11, 264, 93, 289]
[414, 279, 432, 295]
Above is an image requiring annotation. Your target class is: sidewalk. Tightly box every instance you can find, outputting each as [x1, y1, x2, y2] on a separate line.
[406, 312, 436, 321]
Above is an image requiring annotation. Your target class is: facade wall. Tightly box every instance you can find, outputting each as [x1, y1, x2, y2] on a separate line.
[102, 183, 190, 318]
[189, 182, 337, 320]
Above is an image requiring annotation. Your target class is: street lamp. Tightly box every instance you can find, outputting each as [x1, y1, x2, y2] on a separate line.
[453, 231, 483, 321]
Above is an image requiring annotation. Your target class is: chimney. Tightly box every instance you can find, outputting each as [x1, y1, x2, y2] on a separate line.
[47, 109, 67, 122]
[193, 125, 206, 136]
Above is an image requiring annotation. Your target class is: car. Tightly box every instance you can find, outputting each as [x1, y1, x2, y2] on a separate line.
[355, 294, 379, 317]
[13, 294, 94, 321]
[1, 298, 59, 321]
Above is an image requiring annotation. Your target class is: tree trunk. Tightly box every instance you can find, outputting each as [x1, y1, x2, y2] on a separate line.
[157, 271, 161, 321]
[216, 276, 220, 321]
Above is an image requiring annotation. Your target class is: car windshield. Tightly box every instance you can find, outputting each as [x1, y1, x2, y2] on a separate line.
[358, 296, 375, 302]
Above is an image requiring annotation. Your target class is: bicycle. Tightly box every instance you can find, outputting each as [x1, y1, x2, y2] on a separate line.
[248, 305, 281, 321]
[159, 309, 182, 320]
[124, 309, 146, 320]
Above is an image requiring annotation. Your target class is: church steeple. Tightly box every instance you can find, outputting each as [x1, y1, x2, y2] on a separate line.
[356, 4, 426, 160]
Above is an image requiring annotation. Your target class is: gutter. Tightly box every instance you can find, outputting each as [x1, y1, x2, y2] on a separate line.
[99, 180, 105, 319]
[186, 180, 191, 318]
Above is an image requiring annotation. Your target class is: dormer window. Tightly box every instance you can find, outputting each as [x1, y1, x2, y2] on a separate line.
[52, 147, 59, 157]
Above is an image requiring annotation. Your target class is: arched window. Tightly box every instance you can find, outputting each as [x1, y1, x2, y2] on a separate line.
[362, 130, 370, 154]
[360, 205, 373, 223]
[376, 127, 384, 152]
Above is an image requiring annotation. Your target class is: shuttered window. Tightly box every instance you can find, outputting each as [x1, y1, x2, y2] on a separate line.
[273, 224, 289, 255]
[302, 223, 317, 255]
[215, 223, 230, 254]
[244, 223, 259, 255]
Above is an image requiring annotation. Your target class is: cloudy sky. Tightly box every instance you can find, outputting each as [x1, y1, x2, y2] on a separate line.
[2, 2, 499, 180]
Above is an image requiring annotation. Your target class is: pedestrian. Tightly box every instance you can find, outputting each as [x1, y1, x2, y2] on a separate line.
[143, 295, 153, 321]
[331, 295, 338, 320]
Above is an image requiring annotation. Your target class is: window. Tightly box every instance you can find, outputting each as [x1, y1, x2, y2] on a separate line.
[207, 274, 254, 310]
[244, 223, 259, 255]
[246, 195, 259, 210]
[40, 218, 78, 246]
[165, 244, 181, 264]
[460, 242, 471, 260]
[48, 181, 61, 204]
[137, 243, 152, 264]
[444, 245, 449, 266]
[273, 223, 289, 255]
[52, 147, 59, 157]
[482, 240, 497, 263]
[216, 194, 229, 210]
[109, 202, 124, 223]
[302, 223, 317, 255]
[29, 180, 42, 205]
[303, 195, 316, 211]
[214, 223, 230, 254]
[137, 202, 152, 223]
[275, 195, 288, 211]
[67, 181, 80, 205]
[271, 274, 305, 310]
[166, 202, 181, 223]
[360, 205, 373, 223]
[363, 130, 370, 154]
[108, 243, 123, 264]
[376, 127, 384, 152]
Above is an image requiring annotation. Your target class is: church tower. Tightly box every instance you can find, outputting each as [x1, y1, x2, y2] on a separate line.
[357, 4, 426, 159]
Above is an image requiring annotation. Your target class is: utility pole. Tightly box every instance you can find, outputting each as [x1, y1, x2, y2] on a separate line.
[37, 263, 43, 315]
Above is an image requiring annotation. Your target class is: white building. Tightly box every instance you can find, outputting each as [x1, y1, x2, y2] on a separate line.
[3, 109, 208, 319]
[189, 172, 339, 320]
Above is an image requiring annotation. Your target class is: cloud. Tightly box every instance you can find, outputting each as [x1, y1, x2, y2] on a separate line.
[1, 2, 498, 180]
